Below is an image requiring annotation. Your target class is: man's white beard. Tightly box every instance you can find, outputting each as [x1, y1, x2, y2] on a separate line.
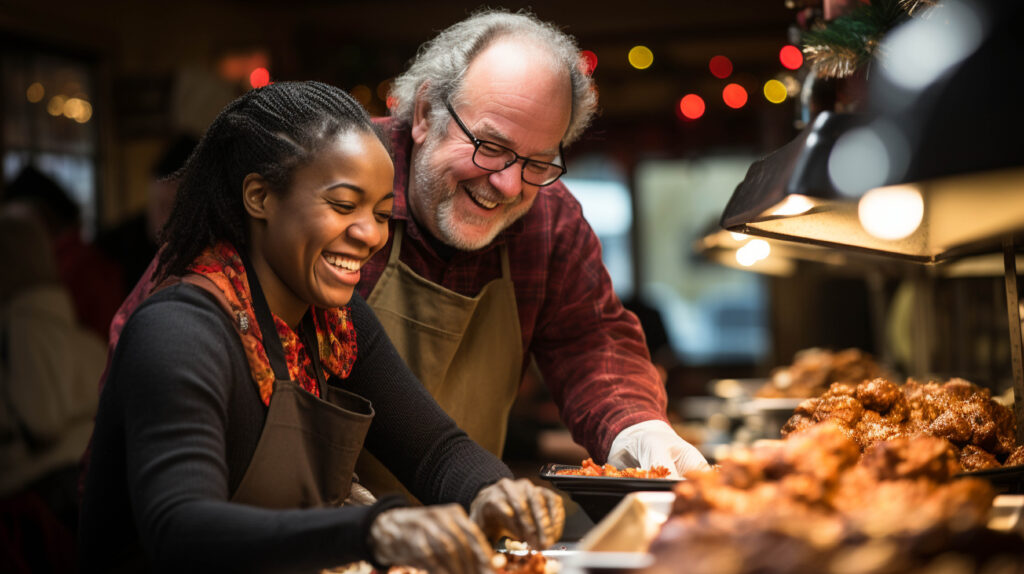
[411, 137, 529, 251]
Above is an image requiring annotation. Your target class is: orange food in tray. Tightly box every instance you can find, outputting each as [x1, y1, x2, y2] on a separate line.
[555, 457, 670, 478]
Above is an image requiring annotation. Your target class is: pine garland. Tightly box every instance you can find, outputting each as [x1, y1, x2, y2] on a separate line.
[801, 0, 935, 78]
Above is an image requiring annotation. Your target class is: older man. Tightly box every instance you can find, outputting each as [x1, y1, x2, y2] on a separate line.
[355, 10, 708, 494]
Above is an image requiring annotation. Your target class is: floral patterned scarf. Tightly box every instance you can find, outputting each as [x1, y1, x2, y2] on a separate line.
[185, 242, 357, 406]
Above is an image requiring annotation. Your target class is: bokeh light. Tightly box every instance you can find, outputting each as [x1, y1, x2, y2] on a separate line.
[249, 67, 271, 88]
[350, 84, 372, 107]
[722, 83, 748, 109]
[26, 82, 45, 103]
[628, 45, 654, 70]
[763, 79, 787, 104]
[709, 55, 733, 79]
[581, 50, 599, 75]
[779, 45, 804, 70]
[376, 79, 392, 101]
[46, 95, 66, 116]
[858, 185, 924, 240]
[679, 94, 705, 120]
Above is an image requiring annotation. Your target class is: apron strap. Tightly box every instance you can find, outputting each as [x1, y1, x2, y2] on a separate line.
[240, 253, 326, 394]
[499, 243, 511, 280]
[387, 221, 405, 264]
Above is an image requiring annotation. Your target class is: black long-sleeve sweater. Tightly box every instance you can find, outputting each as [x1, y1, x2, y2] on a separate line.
[79, 284, 512, 573]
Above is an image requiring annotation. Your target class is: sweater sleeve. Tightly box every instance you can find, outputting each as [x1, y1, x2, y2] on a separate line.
[80, 286, 385, 573]
[530, 196, 670, 461]
[340, 292, 513, 508]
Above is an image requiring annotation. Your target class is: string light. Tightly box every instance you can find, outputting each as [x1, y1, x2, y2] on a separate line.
[679, 94, 705, 120]
[779, 45, 804, 70]
[763, 79, 787, 103]
[628, 45, 654, 70]
[26, 82, 45, 103]
[580, 50, 598, 75]
[709, 55, 733, 79]
[249, 67, 271, 88]
[722, 83, 748, 109]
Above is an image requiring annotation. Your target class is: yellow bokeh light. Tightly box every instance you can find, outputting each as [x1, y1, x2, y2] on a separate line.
[27, 82, 45, 103]
[74, 100, 93, 123]
[47, 95, 66, 116]
[763, 79, 787, 104]
[63, 97, 85, 119]
[628, 45, 654, 70]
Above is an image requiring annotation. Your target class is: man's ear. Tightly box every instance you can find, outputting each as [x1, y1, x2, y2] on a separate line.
[242, 173, 270, 220]
[411, 84, 433, 145]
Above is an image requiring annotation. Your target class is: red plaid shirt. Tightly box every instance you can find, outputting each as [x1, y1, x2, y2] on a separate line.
[360, 119, 668, 458]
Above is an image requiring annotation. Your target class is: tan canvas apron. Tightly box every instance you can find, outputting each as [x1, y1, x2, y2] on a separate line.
[225, 257, 374, 509]
[356, 222, 522, 498]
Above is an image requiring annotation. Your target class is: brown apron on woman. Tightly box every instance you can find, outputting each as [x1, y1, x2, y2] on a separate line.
[356, 222, 523, 499]
[225, 257, 375, 508]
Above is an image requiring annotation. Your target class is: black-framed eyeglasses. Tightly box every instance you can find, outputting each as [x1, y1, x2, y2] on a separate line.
[444, 100, 567, 187]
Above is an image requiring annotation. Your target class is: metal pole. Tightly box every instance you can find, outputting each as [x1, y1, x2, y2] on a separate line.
[1003, 236, 1024, 445]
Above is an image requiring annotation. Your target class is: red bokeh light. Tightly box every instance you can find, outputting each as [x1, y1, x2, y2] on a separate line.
[679, 94, 705, 120]
[722, 83, 748, 109]
[580, 50, 599, 75]
[779, 45, 804, 70]
[249, 67, 271, 89]
[709, 55, 733, 79]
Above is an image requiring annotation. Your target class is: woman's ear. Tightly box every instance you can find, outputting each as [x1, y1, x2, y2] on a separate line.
[242, 173, 270, 220]
[411, 84, 432, 145]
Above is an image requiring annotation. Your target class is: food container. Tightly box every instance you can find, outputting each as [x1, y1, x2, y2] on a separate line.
[538, 464, 678, 523]
[556, 491, 1024, 574]
[959, 465, 1024, 494]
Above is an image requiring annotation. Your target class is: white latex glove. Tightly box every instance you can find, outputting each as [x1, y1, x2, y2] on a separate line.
[606, 420, 710, 478]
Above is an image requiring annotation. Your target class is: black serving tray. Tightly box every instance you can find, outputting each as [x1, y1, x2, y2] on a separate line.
[957, 464, 1024, 494]
[539, 463, 679, 522]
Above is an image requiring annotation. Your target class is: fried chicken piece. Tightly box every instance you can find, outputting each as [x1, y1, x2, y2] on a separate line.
[757, 348, 888, 399]
[959, 445, 1002, 471]
[1007, 445, 1024, 467]
[784, 377, 1019, 468]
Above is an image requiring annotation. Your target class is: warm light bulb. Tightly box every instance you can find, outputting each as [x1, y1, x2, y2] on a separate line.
[770, 195, 814, 216]
[729, 232, 747, 242]
[747, 239, 771, 260]
[858, 185, 924, 240]
[26, 82, 45, 103]
[628, 46, 654, 70]
[736, 243, 759, 267]
[763, 79, 787, 104]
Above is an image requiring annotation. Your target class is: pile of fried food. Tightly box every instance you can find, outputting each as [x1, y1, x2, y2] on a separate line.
[645, 423, 1024, 574]
[555, 458, 670, 479]
[756, 348, 889, 399]
[783, 377, 1024, 471]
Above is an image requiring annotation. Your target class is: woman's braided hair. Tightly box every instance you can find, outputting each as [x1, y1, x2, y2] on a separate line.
[156, 80, 390, 280]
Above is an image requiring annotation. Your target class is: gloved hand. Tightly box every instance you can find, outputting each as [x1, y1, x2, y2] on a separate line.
[369, 504, 493, 574]
[469, 478, 564, 549]
[343, 481, 377, 507]
[606, 420, 710, 478]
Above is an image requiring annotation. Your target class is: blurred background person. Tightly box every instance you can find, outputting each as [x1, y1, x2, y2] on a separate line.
[98, 134, 199, 293]
[1, 167, 125, 341]
[0, 212, 105, 573]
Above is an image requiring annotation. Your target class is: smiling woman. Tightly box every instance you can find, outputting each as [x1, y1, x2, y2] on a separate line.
[78, 81, 565, 573]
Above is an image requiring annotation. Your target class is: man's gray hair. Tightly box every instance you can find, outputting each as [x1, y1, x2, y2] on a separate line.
[389, 9, 598, 146]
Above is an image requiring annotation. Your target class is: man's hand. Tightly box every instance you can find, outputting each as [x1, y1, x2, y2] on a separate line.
[606, 420, 710, 478]
[469, 478, 564, 549]
[369, 504, 494, 574]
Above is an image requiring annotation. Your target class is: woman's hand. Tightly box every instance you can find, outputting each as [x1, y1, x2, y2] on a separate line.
[369, 504, 494, 574]
[469, 478, 564, 549]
